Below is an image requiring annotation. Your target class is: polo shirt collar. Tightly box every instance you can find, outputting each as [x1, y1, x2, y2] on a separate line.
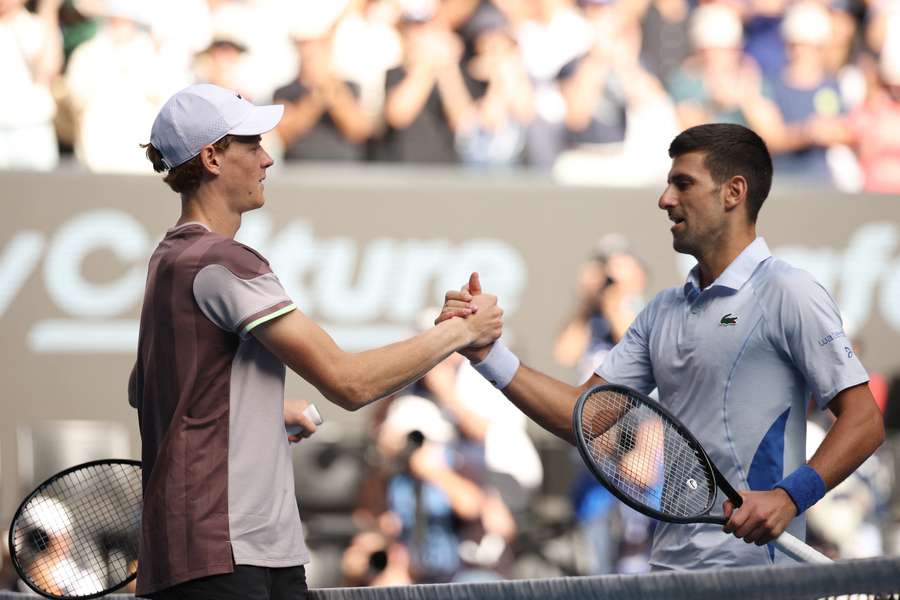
[684, 237, 771, 296]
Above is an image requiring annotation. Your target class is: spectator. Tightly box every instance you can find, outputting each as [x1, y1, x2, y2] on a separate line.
[330, 1, 403, 127]
[743, 0, 790, 79]
[766, 1, 847, 182]
[378, 13, 472, 163]
[514, 0, 593, 167]
[421, 352, 544, 508]
[273, 23, 374, 161]
[0, 0, 62, 171]
[811, 46, 900, 193]
[554, 0, 680, 185]
[667, 3, 783, 142]
[553, 235, 652, 574]
[455, 4, 535, 166]
[553, 235, 648, 383]
[203, 0, 296, 102]
[638, 0, 691, 87]
[193, 34, 249, 94]
[64, 0, 188, 172]
[376, 394, 485, 582]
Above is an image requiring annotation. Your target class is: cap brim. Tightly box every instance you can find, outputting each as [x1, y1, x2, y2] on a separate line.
[228, 104, 284, 136]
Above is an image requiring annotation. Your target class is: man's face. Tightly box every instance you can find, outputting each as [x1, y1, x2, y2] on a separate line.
[215, 135, 274, 212]
[658, 151, 727, 256]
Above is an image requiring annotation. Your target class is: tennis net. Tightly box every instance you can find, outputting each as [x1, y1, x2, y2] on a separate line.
[2, 555, 899, 599]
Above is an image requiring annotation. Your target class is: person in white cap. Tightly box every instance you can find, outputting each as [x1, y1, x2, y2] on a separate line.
[131, 83, 504, 599]
[20, 497, 103, 597]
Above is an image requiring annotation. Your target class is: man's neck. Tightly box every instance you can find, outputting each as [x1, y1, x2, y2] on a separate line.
[695, 229, 757, 289]
[178, 189, 241, 238]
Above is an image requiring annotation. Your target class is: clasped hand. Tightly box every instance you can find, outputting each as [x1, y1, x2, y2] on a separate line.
[435, 272, 504, 359]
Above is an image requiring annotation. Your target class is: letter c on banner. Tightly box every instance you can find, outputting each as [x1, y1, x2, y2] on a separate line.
[44, 210, 149, 317]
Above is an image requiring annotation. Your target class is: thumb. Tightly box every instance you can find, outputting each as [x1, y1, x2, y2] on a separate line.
[468, 272, 482, 295]
[723, 500, 734, 520]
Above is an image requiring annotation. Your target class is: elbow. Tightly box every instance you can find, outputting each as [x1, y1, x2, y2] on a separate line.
[870, 410, 886, 451]
[329, 380, 375, 412]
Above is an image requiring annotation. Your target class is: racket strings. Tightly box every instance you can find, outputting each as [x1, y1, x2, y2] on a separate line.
[580, 389, 715, 518]
[12, 462, 142, 598]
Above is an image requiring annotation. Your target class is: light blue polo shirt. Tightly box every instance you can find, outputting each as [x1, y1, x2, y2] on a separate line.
[596, 237, 869, 570]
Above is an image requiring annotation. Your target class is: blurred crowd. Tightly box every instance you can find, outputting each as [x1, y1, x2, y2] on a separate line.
[1, 233, 898, 592]
[4, 0, 900, 191]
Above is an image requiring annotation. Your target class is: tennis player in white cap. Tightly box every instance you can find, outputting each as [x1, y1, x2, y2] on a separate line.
[131, 84, 502, 599]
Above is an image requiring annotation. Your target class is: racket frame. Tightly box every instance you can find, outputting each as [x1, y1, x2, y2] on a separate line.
[573, 383, 742, 525]
[8, 458, 142, 600]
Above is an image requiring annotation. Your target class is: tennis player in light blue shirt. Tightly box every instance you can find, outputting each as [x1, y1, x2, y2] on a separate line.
[595, 235, 869, 568]
[438, 123, 884, 569]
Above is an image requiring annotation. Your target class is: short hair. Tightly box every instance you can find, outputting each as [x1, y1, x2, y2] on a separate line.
[668, 124, 773, 223]
[141, 135, 235, 197]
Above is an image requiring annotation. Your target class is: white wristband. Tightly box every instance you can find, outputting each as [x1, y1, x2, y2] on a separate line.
[471, 341, 520, 389]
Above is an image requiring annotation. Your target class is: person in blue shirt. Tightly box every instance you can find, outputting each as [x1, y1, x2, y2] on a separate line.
[437, 123, 884, 569]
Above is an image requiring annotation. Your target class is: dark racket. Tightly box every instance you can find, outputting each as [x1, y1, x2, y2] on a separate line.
[8, 459, 142, 599]
[572, 384, 831, 564]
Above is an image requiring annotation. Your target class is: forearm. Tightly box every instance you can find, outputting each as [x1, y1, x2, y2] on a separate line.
[421, 468, 484, 520]
[552, 321, 591, 367]
[275, 96, 325, 145]
[439, 393, 489, 441]
[33, 0, 63, 86]
[498, 363, 586, 445]
[257, 310, 475, 412]
[385, 66, 436, 128]
[435, 65, 476, 132]
[335, 319, 473, 409]
[327, 85, 374, 142]
[562, 63, 607, 130]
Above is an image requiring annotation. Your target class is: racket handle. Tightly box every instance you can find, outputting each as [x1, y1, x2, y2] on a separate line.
[286, 404, 323, 436]
[773, 531, 832, 564]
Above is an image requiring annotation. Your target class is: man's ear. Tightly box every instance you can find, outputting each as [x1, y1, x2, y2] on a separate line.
[723, 175, 748, 213]
[199, 145, 221, 175]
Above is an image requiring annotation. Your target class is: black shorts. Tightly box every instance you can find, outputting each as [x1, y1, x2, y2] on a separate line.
[148, 565, 308, 600]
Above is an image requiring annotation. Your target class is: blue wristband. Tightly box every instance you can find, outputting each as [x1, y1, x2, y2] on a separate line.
[775, 465, 827, 515]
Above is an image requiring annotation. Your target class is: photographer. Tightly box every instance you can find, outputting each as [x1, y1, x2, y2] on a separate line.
[553, 235, 648, 383]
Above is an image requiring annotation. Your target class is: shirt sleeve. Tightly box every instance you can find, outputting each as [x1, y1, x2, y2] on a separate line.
[193, 250, 296, 339]
[768, 269, 869, 409]
[594, 295, 658, 394]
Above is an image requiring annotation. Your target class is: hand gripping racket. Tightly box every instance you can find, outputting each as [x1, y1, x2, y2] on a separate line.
[8, 459, 142, 599]
[286, 404, 324, 436]
[572, 383, 831, 564]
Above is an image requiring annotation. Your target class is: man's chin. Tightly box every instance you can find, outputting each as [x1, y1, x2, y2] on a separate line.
[671, 236, 692, 255]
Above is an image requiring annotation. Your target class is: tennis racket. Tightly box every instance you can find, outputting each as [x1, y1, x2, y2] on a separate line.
[8, 459, 142, 599]
[9, 404, 322, 599]
[572, 383, 831, 564]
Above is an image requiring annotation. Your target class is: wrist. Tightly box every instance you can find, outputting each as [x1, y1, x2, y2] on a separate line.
[471, 341, 519, 389]
[774, 465, 827, 515]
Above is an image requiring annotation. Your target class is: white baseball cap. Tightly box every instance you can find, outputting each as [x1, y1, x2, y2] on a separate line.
[150, 84, 284, 170]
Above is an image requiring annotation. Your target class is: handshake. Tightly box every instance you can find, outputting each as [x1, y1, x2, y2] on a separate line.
[435, 272, 505, 363]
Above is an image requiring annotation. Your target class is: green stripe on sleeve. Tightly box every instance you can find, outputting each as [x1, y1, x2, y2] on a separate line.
[241, 304, 296, 337]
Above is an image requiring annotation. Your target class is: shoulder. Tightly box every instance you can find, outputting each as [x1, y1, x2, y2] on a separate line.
[754, 258, 823, 302]
[753, 258, 839, 326]
[199, 235, 273, 279]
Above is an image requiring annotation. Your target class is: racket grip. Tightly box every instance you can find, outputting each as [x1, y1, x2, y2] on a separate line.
[286, 404, 323, 436]
[773, 531, 832, 564]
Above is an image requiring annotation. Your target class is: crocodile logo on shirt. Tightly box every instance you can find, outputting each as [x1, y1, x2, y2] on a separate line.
[719, 313, 738, 326]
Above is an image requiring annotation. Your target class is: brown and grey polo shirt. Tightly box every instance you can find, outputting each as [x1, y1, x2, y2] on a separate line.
[128, 222, 309, 596]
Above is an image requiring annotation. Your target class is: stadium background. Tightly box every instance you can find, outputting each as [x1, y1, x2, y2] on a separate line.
[2, 0, 900, 594]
